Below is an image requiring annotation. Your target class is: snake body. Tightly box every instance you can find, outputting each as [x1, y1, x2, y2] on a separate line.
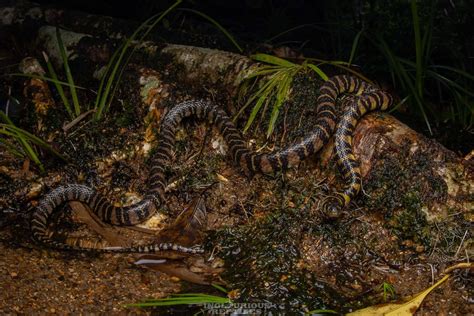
[31, 75, 392, 253]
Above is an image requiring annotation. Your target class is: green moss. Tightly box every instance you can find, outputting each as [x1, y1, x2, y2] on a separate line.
[362, 142, 448, 249]
[208, 207, 344, 313]
[390, 192, 431, 246]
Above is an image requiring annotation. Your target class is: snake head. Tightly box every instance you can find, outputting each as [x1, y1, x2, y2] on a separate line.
[321, 195, 345, 219]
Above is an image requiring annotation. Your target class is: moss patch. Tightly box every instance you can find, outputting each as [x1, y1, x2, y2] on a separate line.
[208, 206, 344, 313]
[362, 142, 448, 248]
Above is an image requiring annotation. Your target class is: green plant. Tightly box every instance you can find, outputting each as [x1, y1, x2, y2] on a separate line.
[353, 0, 474, 133]
[1, 0, 242, 172]
[0, 110, 66, 172]
[5, 1, 182, 123]
[42, 27, 82, 120]
[306, 309, 338, 315]
[237, 53, 368, 138]
[127, 284, 231, 314]
[93, 0, 182, 121]
[12, 27, 86, 120]
[126, 293, 231, 308]
[6, 0, 244, 124]
[57, 27, 81, 117]
[75, 1, 243, 120]
[47, 2, 184, 121]
[378, 281, 396, 302]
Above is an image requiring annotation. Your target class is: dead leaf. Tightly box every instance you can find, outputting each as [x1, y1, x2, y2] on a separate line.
[157, 195, 207, 246]
[348, 262, 473, 316]
[69, 201, 130, 247]
[348, 275, 450, 316]
[62, 109, 96, 132]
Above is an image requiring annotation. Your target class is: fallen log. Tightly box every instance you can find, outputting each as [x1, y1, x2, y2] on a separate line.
[10, 23, 469, 218]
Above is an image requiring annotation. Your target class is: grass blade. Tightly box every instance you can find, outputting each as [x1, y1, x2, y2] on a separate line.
[1, 110, 67, 166]
[211, 284, 228, 294]
[0, 124, 44, 172]
[304, 57, 372, 83]
[5, 73, 86, 90]
[95, 0, 182, 120]
[304, 57, 351, 66]
[243, 66, 283, 80]
[348, 29, 364, 65]
[430, 65, 474, 81]
[0, 137, 24, 158]
[266, 69, 293, 137]
[421, 1, 435, 69]
[251, 54, 296, 67]
[266, 23, 325, 43]
[42, 52, 74, 118]
[56, 27, 81, 116]
[0, 108, 14, 124]
[426, 70, 474, 98]
[306, 63, 328, 81]
[93, 42, 123, 113]
[377, 37, 432, 134]
[243, 70, 287, 132]
[243, 81, 275, 132]
[388, 95, 410, 114]
[411, 0, 423, 97]
[235, 71, 278, 122]
[7, 125, 67, 161]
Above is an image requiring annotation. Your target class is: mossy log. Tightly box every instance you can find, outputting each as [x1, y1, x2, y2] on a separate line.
[2, 0, 471, 223]
[4, 17, 470, 217]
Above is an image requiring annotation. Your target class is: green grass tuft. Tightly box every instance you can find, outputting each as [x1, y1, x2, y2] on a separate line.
[350, 0, 474, 133]
[0, 110, 67, 172]
[94, 0, 182, 121]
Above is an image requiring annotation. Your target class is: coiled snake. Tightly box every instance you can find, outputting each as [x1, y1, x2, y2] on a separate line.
[31, 75, 393, 254]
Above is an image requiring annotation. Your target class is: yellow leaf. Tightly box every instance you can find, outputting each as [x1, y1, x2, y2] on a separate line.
[347, 275, 450, 316]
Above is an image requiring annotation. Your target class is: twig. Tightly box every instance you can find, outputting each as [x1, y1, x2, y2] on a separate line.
[454, 230, 468, 259]
[428, 263, 435, 285]
[62, 109, 96, 132]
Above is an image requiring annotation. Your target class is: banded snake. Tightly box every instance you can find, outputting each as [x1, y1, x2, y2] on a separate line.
[31, 75, 393, 254]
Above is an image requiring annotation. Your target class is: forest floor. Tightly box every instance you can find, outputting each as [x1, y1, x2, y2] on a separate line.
[0, 86, 472, 314]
